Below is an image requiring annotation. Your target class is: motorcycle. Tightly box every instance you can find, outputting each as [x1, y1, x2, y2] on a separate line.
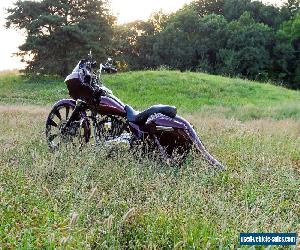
[45, 52, 224, 170]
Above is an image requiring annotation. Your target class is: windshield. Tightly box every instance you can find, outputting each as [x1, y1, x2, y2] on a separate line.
[72, 61, 81, 73]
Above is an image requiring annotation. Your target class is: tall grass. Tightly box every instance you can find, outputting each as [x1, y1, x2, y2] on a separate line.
[0, 105, 299, 249]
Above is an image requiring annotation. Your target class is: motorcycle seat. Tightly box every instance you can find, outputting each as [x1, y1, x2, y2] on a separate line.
[125, 104, 177, 124]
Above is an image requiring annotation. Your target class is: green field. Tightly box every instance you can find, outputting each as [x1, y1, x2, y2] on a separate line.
[1, 70, 300, 120]
[0, 71, 299, 249]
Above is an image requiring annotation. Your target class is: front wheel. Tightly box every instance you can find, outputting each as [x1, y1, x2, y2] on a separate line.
[45, 100, 90, 150]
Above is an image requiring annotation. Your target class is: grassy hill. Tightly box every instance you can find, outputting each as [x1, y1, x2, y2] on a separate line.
[0, 71, 299, 249]
[0, 70, 299, 120]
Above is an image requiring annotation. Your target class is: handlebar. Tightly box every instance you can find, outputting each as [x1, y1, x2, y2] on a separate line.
[76, 51, 117, 86]
[101, 63, 117, 74]
[83, 50, 117, 73]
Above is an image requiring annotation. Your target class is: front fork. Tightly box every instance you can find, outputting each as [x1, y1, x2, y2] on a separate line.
[59, 99, 90, 141]
[64, 99, 88, 128]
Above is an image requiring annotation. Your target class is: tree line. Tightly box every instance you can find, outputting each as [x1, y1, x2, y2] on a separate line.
[5, 0, 300, 88]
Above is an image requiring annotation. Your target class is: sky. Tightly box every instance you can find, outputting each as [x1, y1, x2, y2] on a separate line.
[0, 0, 284, 71]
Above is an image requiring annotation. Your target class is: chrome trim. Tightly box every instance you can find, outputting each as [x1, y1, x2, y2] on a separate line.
[156, 126, 174, 131]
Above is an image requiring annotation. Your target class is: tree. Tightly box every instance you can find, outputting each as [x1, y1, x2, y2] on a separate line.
[273, 13, 300, 88]
[195, 14, 228, 72]
[153, 8, 228, 72]
[113, 21, 155, 70]
[282, 0, 300, 17]
[113, 11, 169, 70]
[218, 12, 273, 80]
[6, 0, 115, 76]
[223, 0, 284, 28]
[190, 0, 225, 17]
[153, 8, 202, 70]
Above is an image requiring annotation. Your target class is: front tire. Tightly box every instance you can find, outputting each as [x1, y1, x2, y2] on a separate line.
[46, 101, 90, 150]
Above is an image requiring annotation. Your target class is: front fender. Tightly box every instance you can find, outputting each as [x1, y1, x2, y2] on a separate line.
[51, 99, 77, 110]
[50, 99, 89, 119]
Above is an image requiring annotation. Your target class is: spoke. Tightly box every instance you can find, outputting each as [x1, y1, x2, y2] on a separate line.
[65, 106, 70, 120]
[48, 118, 58, 127]
[55, 109, 62, 120]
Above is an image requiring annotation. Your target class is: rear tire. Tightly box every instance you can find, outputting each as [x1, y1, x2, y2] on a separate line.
[128, 132, 192, 166]
[93, 115, 127, 144]
[168, 145, 191, 166]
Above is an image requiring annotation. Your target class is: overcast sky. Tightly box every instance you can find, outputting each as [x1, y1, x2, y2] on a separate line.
[0, 0, 284, 71]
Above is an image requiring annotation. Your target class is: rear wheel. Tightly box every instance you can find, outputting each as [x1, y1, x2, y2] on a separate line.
[93, 115, 127, 144]
[130, 135, 191, 166]
[168, 145, 191, 166]
[46, 102, 90, 150]
[152, 134, 192, 166]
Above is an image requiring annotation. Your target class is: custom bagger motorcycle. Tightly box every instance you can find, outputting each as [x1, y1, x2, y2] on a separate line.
[45, 52, 224, 169]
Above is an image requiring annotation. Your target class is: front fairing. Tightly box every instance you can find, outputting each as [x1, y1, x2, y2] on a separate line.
[64, 61, 83, 83]
[64, 60, 126, 116]
[72, 61, 81, 73]
[65, 60, 91, 83]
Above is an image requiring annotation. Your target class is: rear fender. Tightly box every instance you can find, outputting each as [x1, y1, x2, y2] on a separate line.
[174, 116, 225, 170]
[173, 116, 199, 143]
[145, 114, 191, 146]
[152, 115, 187, 130]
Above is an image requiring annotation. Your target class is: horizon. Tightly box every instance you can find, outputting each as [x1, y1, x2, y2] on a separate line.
[0, 0, 283, 71]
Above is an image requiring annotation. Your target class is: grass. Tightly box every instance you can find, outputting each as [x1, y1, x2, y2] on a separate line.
[0, 70, 299, 120]
[0, 71, 300, 249]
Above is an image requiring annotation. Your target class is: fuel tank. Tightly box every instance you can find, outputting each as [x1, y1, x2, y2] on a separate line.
[93, 96, 126, 117]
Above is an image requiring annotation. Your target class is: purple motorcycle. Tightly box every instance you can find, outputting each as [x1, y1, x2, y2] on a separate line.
[46, 52, 224, 169]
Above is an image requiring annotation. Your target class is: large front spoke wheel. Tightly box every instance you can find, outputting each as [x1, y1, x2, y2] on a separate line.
[46, 102, 90, 150]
